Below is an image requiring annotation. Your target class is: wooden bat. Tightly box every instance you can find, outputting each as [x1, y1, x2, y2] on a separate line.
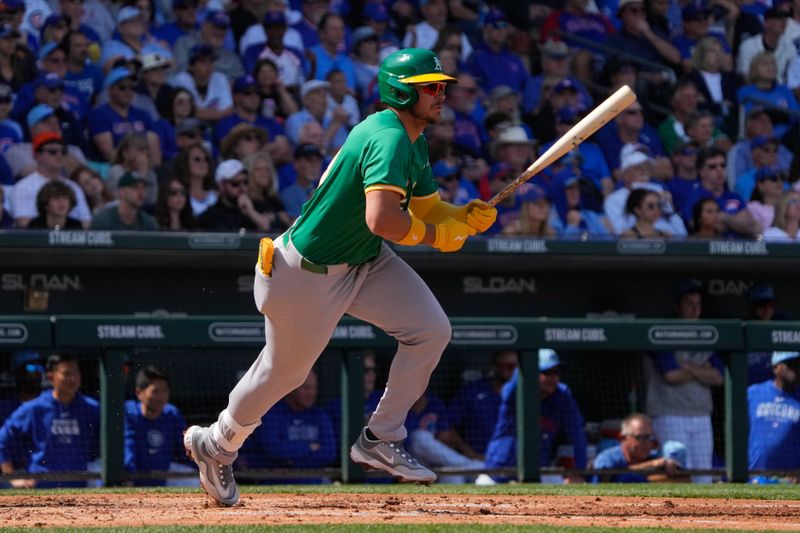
[488, 85, 638, 207]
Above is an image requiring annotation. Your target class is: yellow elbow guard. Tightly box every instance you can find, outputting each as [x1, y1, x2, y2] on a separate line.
[396, 215, 427, 246]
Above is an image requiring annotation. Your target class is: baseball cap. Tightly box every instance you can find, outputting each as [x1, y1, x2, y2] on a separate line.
[553, 77, 579, 94]
[364, 2, 390, 22]
[748, 283, 776, 304]
[765, 6, 791, 18]
[34, 72, 64, 92]
[104, 66, 134, 89]
[141, 51, 171, 72]
[539, 349, 561, 372]
[672, 279, 702, 303]
[681, 0, 711, 19]
[620, 147, 652, 171]
[32, 131, 64, 152]
[496, 126, 535, 145]
[214, 159, 245, 184]
[485, 8, 509, 27]
[301, 79, 330, 99]
[751, 135, 779, 150]
[294, 143, 323, 160]
[37, 42, 61, 62]
[233, 74, 257, 94]
[352, 25, 378, 46]
[263, 10, 286, 26]
[541, 39, 569, 59]
[173, 0, 198, 9]
[756, 166, 784, 182]
[517, 183, 547, 203]
[118, 172, 148, 188]
[490, 85, 516, 101]
[117, 6, 142, 24]
[27, 103, 55, 127]
[772, 351, 800, 366]
[176, 117, 205, 136]
[555, 168, 581, 187]
[432, 159, 459, 179]
[11, 350, 43, 372]
[40, 13, 68, 36]
[188, 43, 215, 63]
[204, 10, 230, 28]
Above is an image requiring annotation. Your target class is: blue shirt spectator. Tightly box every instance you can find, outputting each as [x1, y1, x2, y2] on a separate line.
[308, 14, 357, 91]
[0, 354, 99, 488]
[467, 10, 528, 94]
[485, 350, 588, 475]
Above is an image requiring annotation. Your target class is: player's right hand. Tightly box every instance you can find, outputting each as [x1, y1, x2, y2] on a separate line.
[433, 217, 477, 253]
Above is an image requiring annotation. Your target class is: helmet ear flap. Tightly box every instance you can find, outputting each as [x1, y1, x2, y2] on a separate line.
[386, 77, 418, 109]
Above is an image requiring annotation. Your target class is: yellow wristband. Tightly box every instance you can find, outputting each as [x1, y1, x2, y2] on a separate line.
[396, 215, 427, 246]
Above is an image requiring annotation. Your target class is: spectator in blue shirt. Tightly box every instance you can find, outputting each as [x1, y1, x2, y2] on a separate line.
[124, 366, 191, 486]
[308, 14, 357, 92]
[682, 146, 759, 238]
[606, 0, 681, 72]
[485, 349, 588, 483]
[0, 353, 99, 488]
[240, 368, 336, 483]
[593, 413, 688, 483]
[467, 9, 528, 94]
[88, 67, 160, 165]
[748, 351, 800, 479]
[449, 349, 518, 456]
[280, 143, 322, 220]
[152, 0, 199, 47]
[62, 31, 103, 123]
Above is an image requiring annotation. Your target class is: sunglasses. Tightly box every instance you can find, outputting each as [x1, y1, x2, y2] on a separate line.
[191, 155, 208, 162]
[417, 82, 446, 97]
[704, 162, 726, 169]
[46, 55, 66, 64]
[40, 146, 66, 156]
[168, 188, 186, 196]
[241, 133, 259, 142]
[760, 175, 783, 182]
[759, 145, 778, 153]
[643, 202, 661, 210]
[541, 367, 560, 376]
[226, 179, 248, 187]
[115, 83, 135, 92]
[629, 433, 656, 443]
[240, 90, 258, 96]
[625, 6, 645, 14]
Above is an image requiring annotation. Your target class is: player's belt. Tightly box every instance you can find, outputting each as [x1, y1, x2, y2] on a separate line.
[282, 232, 328, 274]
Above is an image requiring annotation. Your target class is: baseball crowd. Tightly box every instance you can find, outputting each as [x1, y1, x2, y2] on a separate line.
[1, 279, 799, 487]
[0, 0, 798, 238]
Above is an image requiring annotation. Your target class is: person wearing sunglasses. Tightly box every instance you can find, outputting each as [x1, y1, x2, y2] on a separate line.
[621, 188, 671, 239]
[469, 8, 527, 95]
[735, 136, 782, 200]
[593, 413, 688, 483]
[10, 131, 91, 228]
[606, 0, 681, 73]
[90, 171, 157, 231]
[183, 49, 496, 505]
[681, 146, 759, 238]
[88, 67, 161, 166]
[197, 159, 261, 231]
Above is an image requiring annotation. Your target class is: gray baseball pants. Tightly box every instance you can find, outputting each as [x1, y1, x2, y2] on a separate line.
[209, 234, 451, 453]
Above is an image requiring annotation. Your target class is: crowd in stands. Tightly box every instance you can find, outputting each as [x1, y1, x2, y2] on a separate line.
[0, 0, 798, 239]
[2, 282, 799, 487]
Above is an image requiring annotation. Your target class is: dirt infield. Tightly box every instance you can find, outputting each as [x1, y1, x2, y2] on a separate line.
[2, 492, 800, 530]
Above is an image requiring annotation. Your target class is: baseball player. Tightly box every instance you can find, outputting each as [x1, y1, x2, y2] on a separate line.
[184, 48, 497, 506]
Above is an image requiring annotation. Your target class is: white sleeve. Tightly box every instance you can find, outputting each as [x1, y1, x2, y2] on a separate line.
[787, 57, 800, 90]
[10, 180, 38, 219]
[213, 73, 233, 110]
[239, 24, 265, 54]
[68, 183, 92, 222]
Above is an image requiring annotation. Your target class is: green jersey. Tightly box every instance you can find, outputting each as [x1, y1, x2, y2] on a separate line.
[290, 109, 438, 265]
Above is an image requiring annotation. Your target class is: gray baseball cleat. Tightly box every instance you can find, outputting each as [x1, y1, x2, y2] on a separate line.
[349, 426, 437, 484]
[184, 425, 239, 506]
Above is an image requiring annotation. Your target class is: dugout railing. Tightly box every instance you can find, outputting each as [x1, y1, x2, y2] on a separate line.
[6, 315, 798, 485]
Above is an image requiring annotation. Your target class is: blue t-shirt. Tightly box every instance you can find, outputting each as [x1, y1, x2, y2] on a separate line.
[448, 377, 502, 454]
[152, 22, 198, 47]
[0, 390, 99, 487]
[484, 369, 587, 469]
[596, 121, 665, 173]
[592, 440, 687, 482]
[88, 103, 153, 147]
[405, 393, 451, 436]
[242, 399, 336, 479]
[64, 64, 104, 121]
[681, 184, 747, 237]
[666, 176, 699, 216]
[467, 44, 529, 94]
[123, 400, 189, 486]
[672, 32, 729, 61]
[0, 120, 22, 154]
[748, 380, 800, 470]
[309, 44, 357, 91]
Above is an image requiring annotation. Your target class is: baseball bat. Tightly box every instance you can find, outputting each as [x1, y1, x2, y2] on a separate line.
[488, 85, 638, 207]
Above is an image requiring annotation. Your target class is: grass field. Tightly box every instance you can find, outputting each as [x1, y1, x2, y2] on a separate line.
[2, 483, 800, 532]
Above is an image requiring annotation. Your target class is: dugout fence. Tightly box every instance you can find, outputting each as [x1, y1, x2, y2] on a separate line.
[5, 315, 799, 485]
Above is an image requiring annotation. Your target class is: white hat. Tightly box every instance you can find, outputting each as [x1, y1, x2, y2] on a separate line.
[496, 126, 535, 145]
[117, 6, 142, 24]
[620, 149, 652, 171]
[214, 159, 245, 184]
[301, 80, 330, 99]
[141, 52, 171, 72]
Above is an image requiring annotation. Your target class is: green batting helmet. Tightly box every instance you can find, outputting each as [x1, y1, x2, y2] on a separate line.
[377, 48, 457, 109]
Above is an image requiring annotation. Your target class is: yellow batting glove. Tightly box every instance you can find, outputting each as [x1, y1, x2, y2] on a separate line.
[433, 218, 477, 253]
[464, 200, 497, 233]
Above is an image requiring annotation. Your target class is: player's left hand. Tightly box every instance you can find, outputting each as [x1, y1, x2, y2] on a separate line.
[464, 200, 497, 233]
